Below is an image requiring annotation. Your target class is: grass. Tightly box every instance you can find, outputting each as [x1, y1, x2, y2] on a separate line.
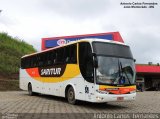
[0, 32, 37, 77]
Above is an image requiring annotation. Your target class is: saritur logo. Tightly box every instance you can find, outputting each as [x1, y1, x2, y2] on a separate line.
[57, 39, 67, 46]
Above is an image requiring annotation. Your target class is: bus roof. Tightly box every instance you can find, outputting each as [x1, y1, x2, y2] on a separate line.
[22, 38, 126, 58]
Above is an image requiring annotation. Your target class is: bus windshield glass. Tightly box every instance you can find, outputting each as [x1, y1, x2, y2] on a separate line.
[93, 42, 135, 85]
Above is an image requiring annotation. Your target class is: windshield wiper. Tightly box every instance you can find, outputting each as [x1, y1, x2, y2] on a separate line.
[119, 61, 131, 85]
[118, 59, 122, 78]
[112, 59, 123, 84]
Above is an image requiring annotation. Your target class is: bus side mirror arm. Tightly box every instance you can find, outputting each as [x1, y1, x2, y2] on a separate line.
[92, 53, 98, 68]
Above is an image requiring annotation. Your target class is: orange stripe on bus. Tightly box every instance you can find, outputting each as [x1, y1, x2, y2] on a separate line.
[26, 68, 40, 77]
[99, 85, 136, 94]
[25, 64, 81, 83]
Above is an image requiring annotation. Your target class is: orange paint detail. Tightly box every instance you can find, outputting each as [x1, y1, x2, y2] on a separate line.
[26, 68, 40, 77]
[99, 85, 136, 94]
[107, 88, 135, 94]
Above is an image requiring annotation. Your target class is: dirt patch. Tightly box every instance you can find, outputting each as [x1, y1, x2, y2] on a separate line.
[0, 80, 21, 91]
[0, 73, 19, 80]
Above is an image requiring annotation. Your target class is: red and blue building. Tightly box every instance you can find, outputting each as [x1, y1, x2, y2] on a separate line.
[41, 32, 123, 50]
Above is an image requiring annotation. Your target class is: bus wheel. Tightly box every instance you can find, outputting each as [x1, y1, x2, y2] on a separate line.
[67, 87, 76, 104]
[28, 83, 34, 96]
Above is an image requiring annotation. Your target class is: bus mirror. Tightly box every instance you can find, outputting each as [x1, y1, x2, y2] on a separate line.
[93, 59, 98, 68]
[92, 52, 97, 57]
[134, 59, 136, 62]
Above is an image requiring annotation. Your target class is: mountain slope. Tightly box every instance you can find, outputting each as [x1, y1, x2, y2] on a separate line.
[0, 32, 36, 78]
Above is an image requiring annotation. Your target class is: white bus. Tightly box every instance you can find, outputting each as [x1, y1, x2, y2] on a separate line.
[20, 39, 136, 104]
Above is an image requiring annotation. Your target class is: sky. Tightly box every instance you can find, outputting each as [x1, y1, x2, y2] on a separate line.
[0, 0, 160, 64]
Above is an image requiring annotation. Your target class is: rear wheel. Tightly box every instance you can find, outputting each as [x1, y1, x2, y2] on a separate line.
[28, 83, 34, 96]
[67, 87, 76, 104]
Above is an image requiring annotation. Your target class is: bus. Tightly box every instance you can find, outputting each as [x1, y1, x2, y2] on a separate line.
[20, 38, 136, 104]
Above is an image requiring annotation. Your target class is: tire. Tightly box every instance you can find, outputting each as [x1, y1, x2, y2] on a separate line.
[67, 87, 76, 104]
[28, 83, 34, 96]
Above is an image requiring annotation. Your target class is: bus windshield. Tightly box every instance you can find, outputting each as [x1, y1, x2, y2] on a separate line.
[93, 42, 136, 85]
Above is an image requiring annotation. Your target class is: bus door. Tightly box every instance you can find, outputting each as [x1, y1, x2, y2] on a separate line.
[79, 42, 95, 101]
[84, 60, 95, 101]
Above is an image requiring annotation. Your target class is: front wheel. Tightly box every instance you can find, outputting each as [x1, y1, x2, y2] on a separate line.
[67, 87, 76, 104]
[28, 83, 34, 96]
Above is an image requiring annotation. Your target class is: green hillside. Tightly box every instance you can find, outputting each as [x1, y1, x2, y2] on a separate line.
[0, 32, 36, 78]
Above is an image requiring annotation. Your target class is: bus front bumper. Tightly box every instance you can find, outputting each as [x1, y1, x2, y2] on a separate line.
[95, 92, 136, 103]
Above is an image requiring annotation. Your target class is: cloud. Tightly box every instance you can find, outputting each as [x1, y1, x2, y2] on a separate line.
[123, 28, 160, 63]
[39, 0, 109, 20]
[0, 0, 160, 64]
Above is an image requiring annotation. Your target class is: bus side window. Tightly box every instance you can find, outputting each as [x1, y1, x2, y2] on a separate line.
[55, 48, 65, 64]
[46, 51, 52, 66]
[30, 56, 36, 68]
[54, 50, 58, 64]
[25, 57, 28, 68]
[21, 58, 25, 69]
[38, 54, 45, 67]
[36, 55, 39, 67]
[52, 50, 56, 64]
[64, 44, 77, 64]
[43, 53, 48, 67]
[70, 44, 77, 64]
[26, 57, 31, 68]
[33, 56, 36, 67]
[30, 56, 33, 68]
[37, 55, 40, 67]
[38, 55, 41, 67]
[79, 42, 94, 83]
[60, 48, 65, 63]
[64, 46, 70, 63]
[54, 49, 60, 64]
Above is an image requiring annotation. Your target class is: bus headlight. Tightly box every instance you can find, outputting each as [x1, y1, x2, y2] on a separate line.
[96, 96, 104, 101]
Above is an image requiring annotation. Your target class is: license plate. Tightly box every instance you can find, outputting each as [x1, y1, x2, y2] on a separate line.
[117, 97, 124, 101]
